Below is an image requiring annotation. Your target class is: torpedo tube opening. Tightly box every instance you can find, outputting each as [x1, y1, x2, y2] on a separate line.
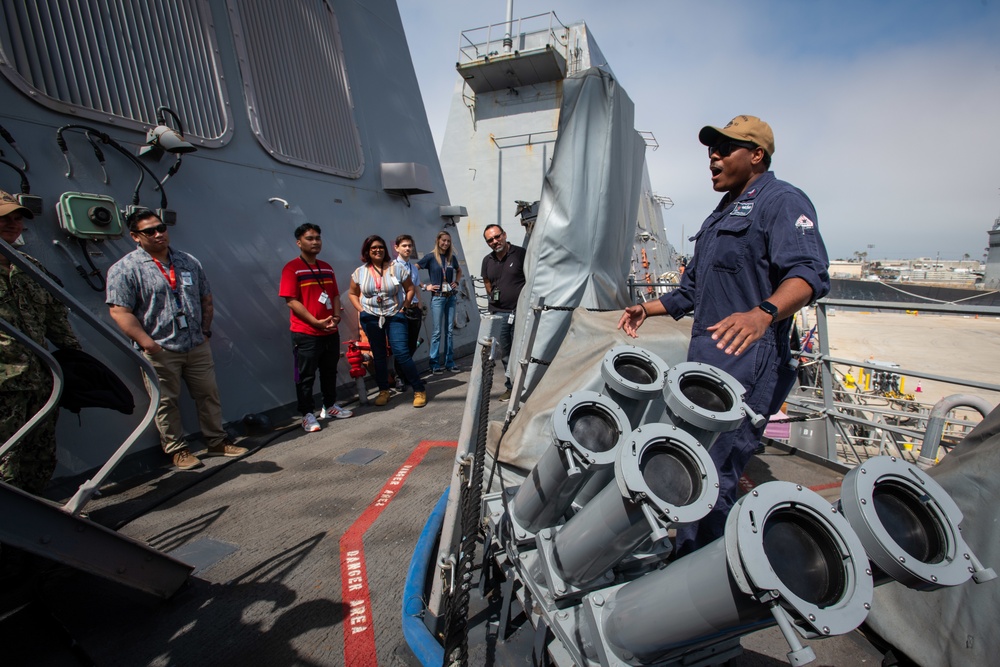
[639, 439, 703, 508]
[872, 481, 946, 565]
[663, 363, 748, 446]
[761, 508, 846, 608]
[600, 345, 668, 411]
[678, 373, 735, 413]
[837, 456, 994, 589]
[613, 353, 657, 386]
[568, 402, 620, 454]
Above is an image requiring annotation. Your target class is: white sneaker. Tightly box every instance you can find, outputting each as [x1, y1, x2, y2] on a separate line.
[321, 404, 353, 419]
[302, 413, 321, 432]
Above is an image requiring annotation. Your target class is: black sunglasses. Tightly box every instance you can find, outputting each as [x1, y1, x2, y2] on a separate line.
[135, 223, 168, 237]
[485, 233, 504, 243]
[369, 245, 386, 251]
[708, 140, 758, 158]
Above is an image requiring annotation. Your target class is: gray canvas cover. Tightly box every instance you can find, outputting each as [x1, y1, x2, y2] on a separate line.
[495, 308, 692, 470]
[510, 67, 647, 401]
[865, 404, 1000, 665]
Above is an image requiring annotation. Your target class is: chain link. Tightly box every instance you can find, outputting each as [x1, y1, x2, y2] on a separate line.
[441, 341, 495, 666]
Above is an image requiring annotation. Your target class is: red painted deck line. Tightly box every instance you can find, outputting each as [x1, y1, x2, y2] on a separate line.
[340, 440, 457, 666]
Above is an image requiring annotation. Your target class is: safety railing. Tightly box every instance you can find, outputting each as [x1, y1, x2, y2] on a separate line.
[626, 276, 681, 303]
[457, 11, 569, 66]
[791, 298, 1000, 466]
[0, 237, 159, 515]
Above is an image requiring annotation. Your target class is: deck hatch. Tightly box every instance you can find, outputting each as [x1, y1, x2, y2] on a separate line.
[336, 448, 386, 466]
[0, 0, 231, 145]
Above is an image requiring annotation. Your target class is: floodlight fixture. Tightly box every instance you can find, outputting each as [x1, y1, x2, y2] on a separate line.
[138, 106, 197, 162]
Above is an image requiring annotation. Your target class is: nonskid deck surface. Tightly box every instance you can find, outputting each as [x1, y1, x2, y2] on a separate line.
[3, 360, 887, 667]
[2, 365, 475, 667]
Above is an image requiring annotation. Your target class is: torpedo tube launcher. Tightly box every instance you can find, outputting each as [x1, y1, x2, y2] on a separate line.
[422, 341, 994, 667]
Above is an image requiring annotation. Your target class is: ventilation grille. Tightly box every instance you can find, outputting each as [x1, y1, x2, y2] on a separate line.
[228, 0, 363, 178]
[0, 0, 230, 144]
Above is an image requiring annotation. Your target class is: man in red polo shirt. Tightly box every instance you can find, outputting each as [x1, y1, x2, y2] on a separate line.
[279, 223, 353, 432]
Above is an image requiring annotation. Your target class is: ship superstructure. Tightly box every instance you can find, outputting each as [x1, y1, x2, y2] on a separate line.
[0, 0, 474, 479]
[438, 10, 678, 305]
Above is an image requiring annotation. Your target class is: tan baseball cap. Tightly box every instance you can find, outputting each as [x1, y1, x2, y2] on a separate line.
[699, 115, 775, 157]
[0, 189, 33, 219]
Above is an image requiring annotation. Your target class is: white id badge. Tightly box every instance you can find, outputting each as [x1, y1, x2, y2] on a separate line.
[180, 271, 193, 287]
[318, 291, 330, 307]
[386, 273, 399, 289]
[177, 313, 188, 329]
[508, 312, 515, 325]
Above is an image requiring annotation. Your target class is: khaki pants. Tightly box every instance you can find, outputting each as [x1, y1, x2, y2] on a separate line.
[143, 341, 226, 454]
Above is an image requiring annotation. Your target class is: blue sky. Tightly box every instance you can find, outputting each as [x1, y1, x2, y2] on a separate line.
[397, 0, 1000, 261]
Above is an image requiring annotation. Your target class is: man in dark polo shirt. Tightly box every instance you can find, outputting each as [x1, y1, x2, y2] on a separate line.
[480, 224, 526, 401]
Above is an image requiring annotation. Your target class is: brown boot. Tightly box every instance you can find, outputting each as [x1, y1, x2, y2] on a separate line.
[374, 390, 391, 406]
[172, 449, 203, 470]
[205, 439, 249, 457]
[412, 391, 427, 408]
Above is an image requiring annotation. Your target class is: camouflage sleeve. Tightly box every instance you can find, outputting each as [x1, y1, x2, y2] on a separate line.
[19, 253, 81, 350]
[45, 298, 81, 351]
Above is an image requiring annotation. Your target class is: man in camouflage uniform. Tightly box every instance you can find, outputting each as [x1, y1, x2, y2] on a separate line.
[0, 190, 81, 493]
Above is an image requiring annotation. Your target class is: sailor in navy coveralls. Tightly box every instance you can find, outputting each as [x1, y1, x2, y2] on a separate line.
[618, 115, 830, 556]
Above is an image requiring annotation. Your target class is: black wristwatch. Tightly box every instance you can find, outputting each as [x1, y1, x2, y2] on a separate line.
[757, 300, 778, 321]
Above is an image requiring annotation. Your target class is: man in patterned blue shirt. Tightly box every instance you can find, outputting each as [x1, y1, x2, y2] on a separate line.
[107, 209, 246, 470]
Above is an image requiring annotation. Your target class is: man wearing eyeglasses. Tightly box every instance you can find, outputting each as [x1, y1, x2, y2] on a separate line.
[481, 224, 527, 402]
[618, 116, 829, 557]
[107, 209, 247, 470]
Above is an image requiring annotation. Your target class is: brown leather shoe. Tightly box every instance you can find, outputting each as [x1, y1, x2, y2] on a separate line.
[205, 440, 248, 457]
[172, 449, 203, 470]
[374, 390, 391, 406]
[412, 391, 427, 408]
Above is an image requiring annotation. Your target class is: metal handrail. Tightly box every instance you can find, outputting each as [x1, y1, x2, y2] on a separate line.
[0, 238, 160, 515]
[626, 277, 681, 303]
[0, 317, 63, 459]
[800, 298, 1000, 464]
[457, 12, 569, 65]
[489, 130, 558, 149]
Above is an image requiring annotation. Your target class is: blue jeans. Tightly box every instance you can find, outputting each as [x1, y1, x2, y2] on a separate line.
[429, 294, 456, 370]
[360, 312, 425, 392]
[394, 307, 423, 385]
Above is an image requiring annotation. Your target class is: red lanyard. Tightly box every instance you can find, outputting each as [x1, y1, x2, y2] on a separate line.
[369, 263, 385, 292]
[152, 255, 182, 308]
[152, 257, 176, 291]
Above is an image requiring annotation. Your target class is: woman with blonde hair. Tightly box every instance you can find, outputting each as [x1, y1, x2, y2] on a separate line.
[417, 230, 462, 373]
